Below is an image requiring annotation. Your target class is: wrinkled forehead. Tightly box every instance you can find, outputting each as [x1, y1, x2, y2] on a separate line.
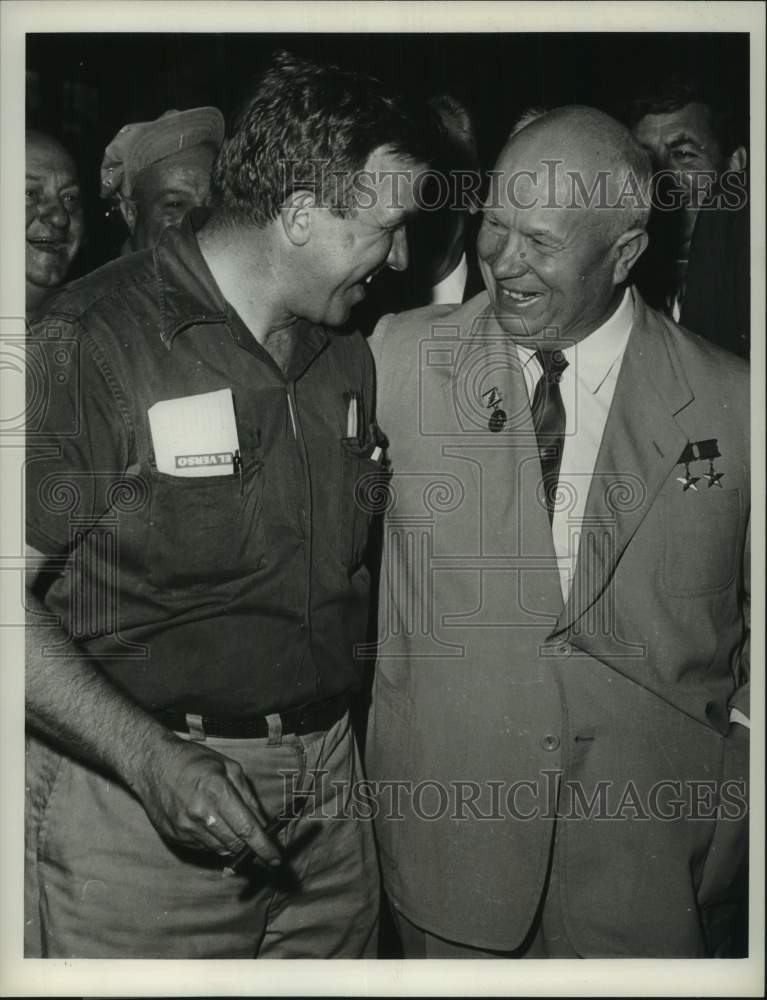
[488, 139, 615, 221]
[26, 135, 79, 181]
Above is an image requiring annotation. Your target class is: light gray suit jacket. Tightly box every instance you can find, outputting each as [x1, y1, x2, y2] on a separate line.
[365, 288, 749, 956]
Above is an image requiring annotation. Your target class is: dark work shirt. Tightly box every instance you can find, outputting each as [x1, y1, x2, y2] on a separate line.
[26, 221, 380, 717]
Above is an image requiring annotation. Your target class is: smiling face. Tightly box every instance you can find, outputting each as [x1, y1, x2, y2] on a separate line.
[477, 135, 629, 349]
[124, 144, 216, 250]
[293, 146, 425, 328]
[25, 132, 84, 311]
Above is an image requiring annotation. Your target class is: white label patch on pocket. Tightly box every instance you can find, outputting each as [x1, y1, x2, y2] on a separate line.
[148, 388, 240, 477]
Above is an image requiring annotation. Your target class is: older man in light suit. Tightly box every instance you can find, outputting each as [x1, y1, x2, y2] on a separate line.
[365, 106, 749, 958]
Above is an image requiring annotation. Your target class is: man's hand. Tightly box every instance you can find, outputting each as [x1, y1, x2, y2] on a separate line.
[26, 544, 282, 869]
[129, 732, 283, 867]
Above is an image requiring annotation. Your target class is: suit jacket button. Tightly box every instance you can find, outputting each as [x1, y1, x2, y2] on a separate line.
[541, 734, 560, 751]
[556, 642, 571, 656]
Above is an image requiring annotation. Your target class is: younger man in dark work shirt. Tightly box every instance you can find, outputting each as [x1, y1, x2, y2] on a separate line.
[24, 51, 429, 959]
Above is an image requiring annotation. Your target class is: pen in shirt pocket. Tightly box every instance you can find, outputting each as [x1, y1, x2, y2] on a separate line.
[344, 390, 361, 442]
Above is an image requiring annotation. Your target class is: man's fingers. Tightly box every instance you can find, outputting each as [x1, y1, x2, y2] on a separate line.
[221, 799, 282, 867]
[143, 741, 282, 864]
[209, 778, 282, 866]
[221, 764, 284, 866]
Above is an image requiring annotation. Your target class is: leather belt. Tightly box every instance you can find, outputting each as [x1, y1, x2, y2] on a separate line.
[155, 693, 349, 739]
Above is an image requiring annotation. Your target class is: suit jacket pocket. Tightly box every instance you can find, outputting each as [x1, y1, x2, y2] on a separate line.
[662, 488, 741, 595]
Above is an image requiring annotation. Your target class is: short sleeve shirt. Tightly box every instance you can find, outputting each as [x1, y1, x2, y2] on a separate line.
[26, 220, 381, 717]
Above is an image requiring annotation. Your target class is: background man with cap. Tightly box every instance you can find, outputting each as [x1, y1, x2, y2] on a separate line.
[100, 106, 224, 253]
[24, 52, 429, 958]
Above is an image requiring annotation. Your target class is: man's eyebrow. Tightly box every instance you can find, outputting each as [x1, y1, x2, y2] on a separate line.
[25, 172, 80, 188]
[666, 133, 706, 149]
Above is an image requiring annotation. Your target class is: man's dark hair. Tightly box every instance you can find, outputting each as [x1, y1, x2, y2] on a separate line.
[428, 94, 479, 175]
[210, 50, 434, 227]
[422, 93, 482, 213]
[621, 72, 746, 159]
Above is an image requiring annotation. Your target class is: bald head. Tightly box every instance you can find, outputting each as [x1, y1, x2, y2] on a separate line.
[502, 106, 653, 236]
[477, 105, 650, 347]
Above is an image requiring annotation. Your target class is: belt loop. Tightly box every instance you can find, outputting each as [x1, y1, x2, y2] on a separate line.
[266, 713, 283, 746]
[185, 713, 207, 742]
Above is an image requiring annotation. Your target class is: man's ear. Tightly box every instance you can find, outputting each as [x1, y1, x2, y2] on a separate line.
[612, 227, 649, 284]
[726, 145, 747, 173]
[280, 190, 316, 247]
[118, 197, 137, 235]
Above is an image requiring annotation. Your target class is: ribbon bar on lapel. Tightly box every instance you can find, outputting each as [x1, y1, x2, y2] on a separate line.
[678, 439, 720, 464]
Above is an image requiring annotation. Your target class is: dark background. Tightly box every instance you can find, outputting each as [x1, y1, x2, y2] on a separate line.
[27, 32, 749, 272]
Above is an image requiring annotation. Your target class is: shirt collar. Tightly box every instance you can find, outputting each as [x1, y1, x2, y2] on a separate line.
[154, 213, 329, 375]
[154, 213, 229, 349]
[432, 252, 468, 302]
[516, 287, 634, 394]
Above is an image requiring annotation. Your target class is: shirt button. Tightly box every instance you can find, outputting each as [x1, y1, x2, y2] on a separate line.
[541, 734, 560, 752]
[298, 620, 307, 631]
[556, 642, 571, 656]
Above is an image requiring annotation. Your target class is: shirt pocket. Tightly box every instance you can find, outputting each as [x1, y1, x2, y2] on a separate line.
[145, 456, 265, 592]
[662, 487, 742, 595]
[337, 433, 390, 573]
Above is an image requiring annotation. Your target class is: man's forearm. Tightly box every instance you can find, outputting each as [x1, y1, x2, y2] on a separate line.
[25, 576, 281, 865]
[25, 588, 177, 794]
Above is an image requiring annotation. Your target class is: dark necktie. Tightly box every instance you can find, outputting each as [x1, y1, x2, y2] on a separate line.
[531, 349, 569, 522]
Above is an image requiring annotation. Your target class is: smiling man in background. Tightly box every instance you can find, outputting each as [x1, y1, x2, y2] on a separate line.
[100, 106, 225, 253]
[25, 129, 84, 318]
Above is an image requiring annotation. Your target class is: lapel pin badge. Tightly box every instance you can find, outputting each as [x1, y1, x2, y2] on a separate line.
[482, 386, 507, 433]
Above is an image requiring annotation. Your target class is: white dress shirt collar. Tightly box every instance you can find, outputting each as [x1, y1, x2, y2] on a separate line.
[516, 287, 634, 393]
[430, 252, 469, 306]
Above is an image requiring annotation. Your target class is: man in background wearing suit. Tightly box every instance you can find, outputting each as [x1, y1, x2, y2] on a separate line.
[366, 106, 749, 958]
[625, 74, 749, 358]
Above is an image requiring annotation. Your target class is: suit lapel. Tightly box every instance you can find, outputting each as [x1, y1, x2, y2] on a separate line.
[555, 295, 694, 635]
[448, 303, 564, 619]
